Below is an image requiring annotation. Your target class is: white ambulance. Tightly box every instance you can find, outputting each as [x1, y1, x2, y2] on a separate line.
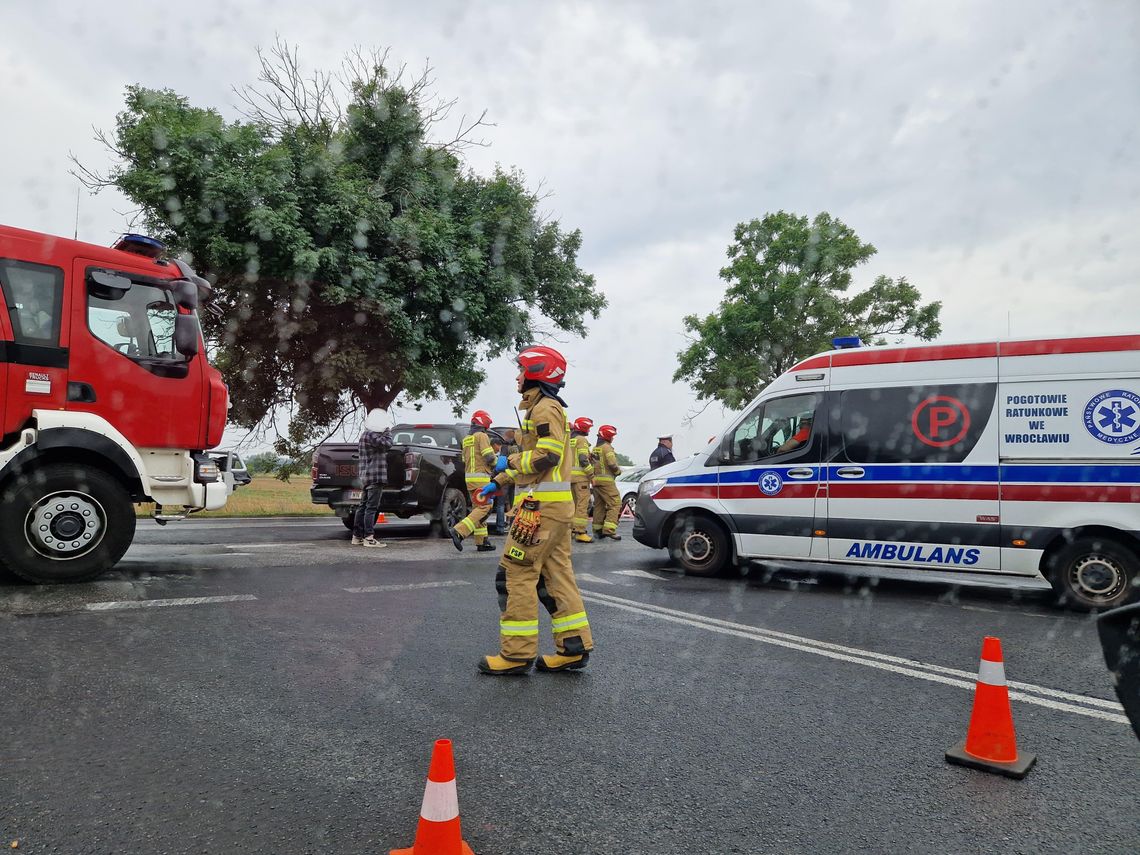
[634, 334, 1140, 609]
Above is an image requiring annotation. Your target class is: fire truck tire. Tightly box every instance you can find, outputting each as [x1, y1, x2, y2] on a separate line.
[0, 463, 136, 584]
[1046, 535, 1139, 611]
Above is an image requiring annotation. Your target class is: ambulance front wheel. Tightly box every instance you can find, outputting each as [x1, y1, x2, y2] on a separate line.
[1047, 535, 1140, 611]
[668, 513, 731, 577]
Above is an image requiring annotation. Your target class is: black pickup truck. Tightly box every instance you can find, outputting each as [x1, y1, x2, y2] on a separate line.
[310, 423, 503, 535]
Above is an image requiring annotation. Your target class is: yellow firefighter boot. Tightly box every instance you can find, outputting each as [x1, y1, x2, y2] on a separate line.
[477, 655, 534, 676]
[536, 651, 590, 672]
[574, 532, 594, 543]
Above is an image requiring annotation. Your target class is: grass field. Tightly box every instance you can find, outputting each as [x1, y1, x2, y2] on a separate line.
[135, 476, 330, 518]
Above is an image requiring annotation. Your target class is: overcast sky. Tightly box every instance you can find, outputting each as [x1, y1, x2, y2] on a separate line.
[2, 0, 1137, 460]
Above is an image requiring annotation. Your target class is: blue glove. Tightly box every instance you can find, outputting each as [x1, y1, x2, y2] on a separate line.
[494, 454, 509, 473]
[478, 482, 499, 501]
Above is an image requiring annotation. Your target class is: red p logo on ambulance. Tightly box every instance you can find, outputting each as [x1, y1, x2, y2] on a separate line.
[912, 395, 971, 448]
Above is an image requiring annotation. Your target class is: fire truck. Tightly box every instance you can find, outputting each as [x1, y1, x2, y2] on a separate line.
[0, 224, 229, 583]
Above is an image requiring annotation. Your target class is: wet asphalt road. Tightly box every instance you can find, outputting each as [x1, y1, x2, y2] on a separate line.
[1, 517, 1138, 854]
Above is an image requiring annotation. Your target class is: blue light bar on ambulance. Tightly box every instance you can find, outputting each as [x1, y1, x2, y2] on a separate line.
[832, 336, 863, 349]
[113, 233, 166, 259]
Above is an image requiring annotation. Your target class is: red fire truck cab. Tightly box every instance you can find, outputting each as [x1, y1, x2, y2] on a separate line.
[0, 224, 229, 583]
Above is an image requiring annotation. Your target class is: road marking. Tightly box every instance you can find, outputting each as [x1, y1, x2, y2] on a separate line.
[85, 595, 258, 612]
[344, 580, 472, 594]
[579, 590, 1128, 724]
[613, 569, 666, 580]
[576, 573, 615, 585]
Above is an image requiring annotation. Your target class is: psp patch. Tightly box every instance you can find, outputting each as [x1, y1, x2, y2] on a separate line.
[506, 546, 526, 561]
[1083, 389, 1140, 445]
[758, 470, 783, 497]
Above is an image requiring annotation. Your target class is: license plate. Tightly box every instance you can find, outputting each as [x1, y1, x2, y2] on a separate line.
[344, 490, 363, 501]
[336, 464, 358, 477]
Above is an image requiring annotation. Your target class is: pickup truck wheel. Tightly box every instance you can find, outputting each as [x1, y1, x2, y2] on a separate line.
[432, 488, 469, 538]
[0, 463, 136, 584]
[342, 515, 356, 531]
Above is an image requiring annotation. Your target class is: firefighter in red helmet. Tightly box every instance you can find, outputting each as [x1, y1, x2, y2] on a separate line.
[449, 409, 500, 552]
[570, 417, 595, 543]
[592, 424, 622, 540]
[474, 345, 594, 674]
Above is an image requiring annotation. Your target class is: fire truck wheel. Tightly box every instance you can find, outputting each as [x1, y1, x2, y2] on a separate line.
[0, 463, 136, 584]
[668, 512, 731, 577]
[1047, 535, 1140, 611]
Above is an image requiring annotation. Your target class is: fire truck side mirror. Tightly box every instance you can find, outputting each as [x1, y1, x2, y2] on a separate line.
[174, 313, 200, 357]
[172, 278, 199, 311]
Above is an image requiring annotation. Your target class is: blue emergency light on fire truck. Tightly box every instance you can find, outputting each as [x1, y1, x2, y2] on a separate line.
[634, 333, 1140, 611]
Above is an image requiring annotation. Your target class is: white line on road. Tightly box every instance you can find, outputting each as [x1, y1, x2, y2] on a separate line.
[575, 573, 615, 585]
[85, 595, 259, 612]
[580, 590, 1128, 724]
[612, 569, 667, 580]
[344, 580, 473, 594]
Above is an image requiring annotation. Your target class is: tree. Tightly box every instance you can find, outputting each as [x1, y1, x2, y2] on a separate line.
[77, 41, 604, 460]
[615, 452, 634, 467]
[674, 211, 941, 411]
[243, 452, 281, 475]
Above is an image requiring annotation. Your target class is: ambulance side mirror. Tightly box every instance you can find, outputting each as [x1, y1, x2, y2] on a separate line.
[1097, 601, 1140, 742]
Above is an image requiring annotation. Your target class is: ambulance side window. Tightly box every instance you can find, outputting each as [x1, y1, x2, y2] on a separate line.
[834, 383, 996, 463]
[728, 393, 821, 463]
[0, 259, 64, 346]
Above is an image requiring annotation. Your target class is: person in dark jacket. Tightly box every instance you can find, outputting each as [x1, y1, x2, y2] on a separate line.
[352, 408, 393, 548]
[649, 435, 676, 470]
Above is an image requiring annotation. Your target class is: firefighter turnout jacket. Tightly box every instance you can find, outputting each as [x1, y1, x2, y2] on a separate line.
[453, 427, 498, 545]
[491, 387, 593, 660]
[592, 439, 622, 535]
[570, 430, 594, 535]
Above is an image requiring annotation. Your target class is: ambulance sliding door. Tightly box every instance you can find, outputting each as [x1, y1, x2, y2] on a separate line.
[826, 359, 1001, 573]
[718, 389, 828, 560]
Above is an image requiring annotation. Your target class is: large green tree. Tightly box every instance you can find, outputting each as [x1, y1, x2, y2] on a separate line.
[78, 42, 604, 455]
[674, 211, 942, 410]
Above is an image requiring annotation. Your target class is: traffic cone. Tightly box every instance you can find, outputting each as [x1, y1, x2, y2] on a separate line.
[945, 637, 1036, 779]
[376, 512, 387, 525]
[391, 739, 475, 855]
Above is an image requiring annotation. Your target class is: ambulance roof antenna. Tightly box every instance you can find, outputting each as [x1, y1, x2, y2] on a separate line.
[73, 186, 80, 240]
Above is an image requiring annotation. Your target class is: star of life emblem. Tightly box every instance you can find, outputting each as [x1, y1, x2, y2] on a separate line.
[758, 470, 784, 496]
[1084, 389, 1140, 445]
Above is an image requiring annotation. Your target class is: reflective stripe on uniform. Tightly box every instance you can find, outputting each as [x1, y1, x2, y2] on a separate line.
[500, 619, 539, 636]
[465, 475, 492, 485]
[603, 521, 618, 533]
[517, 450, 537, 474]
[594, 475, 614, 482]
[512, 480, 573, 506]
[552, 611, 589, 632]
[536, 436, 563, 455]
[474, 526, 488, 537]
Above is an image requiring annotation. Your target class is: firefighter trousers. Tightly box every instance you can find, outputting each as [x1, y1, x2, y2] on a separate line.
[571, 482, 592, 534]
[495, 516, 593, 661]
[592, 481, 620, 535]
[454, 486, 492, 545]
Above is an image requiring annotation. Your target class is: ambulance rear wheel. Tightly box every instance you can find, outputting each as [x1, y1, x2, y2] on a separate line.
[0, 463, 136, 584]
[669, 513, 730, 577]
[1048, 536, 1139, 611]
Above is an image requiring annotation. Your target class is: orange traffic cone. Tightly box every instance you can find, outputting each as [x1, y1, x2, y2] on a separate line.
[391, 739, 475, 855]
[945, 636, 1036, 779]
[376, 512, 387, 525]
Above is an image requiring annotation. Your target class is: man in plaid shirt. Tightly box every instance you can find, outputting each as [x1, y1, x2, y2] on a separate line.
[352, 409, 393, 547]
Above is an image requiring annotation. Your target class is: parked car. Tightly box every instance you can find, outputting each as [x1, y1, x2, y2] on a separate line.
[310, 423, 505, 534]
[212, 450, 251, 491]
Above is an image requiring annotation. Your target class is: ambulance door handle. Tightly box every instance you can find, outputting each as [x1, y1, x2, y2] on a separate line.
[836, 467, 865, 479]
[786, 467, 814, 479]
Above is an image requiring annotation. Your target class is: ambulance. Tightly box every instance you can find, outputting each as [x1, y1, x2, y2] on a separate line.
[634, 334, 1140, 609]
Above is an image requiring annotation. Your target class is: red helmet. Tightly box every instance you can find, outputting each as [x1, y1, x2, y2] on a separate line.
[572, 417, 594, 434]
[516, 345, 567, 385]
[470, 410, 493, 429]
[597, 424, 617, 442]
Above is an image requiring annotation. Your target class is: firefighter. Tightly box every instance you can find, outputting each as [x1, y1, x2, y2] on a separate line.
[475, 345, 594, 675]
[570, 417, 595, 543]
[449, 410, 502, 553]
[592, 424, 622, 541]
